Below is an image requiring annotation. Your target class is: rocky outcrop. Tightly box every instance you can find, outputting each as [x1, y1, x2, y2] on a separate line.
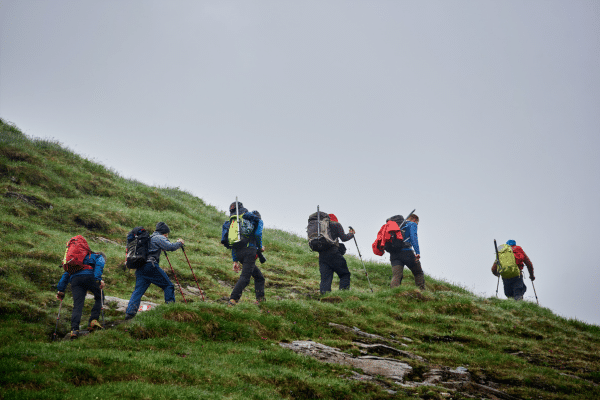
[281, 323, 521, 399]
[279, 340, 413, 381]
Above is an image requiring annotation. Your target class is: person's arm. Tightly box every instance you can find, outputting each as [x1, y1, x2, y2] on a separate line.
[156, 235, 184, 252]
[332, 222, 354, 242]
[522, 251, 534, 279]
[92, 254, 105, 281]
[254, 220, 264, 249]
[408, 222, 420, 255]
[57, 271, 69, 298]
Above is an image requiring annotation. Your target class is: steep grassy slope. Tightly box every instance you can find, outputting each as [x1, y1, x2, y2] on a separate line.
[1, 119, 599, 400]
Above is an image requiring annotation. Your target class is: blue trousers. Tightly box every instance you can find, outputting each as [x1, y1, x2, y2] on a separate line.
[126, 261, 175, 316]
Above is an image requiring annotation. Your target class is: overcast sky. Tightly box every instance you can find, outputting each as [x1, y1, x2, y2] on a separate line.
[2, 1, 599, 325]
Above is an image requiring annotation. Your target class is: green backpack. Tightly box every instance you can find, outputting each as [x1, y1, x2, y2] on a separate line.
[497, 244, 521, 279]
[227, 214, 256, 249]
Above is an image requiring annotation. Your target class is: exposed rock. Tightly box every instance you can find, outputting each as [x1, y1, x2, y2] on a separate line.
[91, 236, 121, 246]
[279, 341, 413, 381]
[353, 342, 426, 362]
[85, 293, 157, 313]
[328, 322, 411, 346]
[280, 337, 519, 400]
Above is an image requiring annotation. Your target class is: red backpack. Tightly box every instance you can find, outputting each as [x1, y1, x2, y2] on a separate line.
[512, 245, 526, 267]
[62, 235, 92, 275]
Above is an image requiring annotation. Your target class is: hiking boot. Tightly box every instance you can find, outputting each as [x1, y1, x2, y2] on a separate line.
[255, 298, 265, 305]
[125, 313, 135, 320]
[69, 330, 79, 340]
[228, 299, 237, 307]
[88, 319, 103, 332]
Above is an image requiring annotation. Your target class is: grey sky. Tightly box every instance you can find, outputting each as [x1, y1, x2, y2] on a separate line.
[2, 1, 599, 325]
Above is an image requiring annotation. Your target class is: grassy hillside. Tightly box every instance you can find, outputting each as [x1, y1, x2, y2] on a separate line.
[1, 118, 599, 400]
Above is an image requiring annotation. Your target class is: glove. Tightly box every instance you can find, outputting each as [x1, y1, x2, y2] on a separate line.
[530, 276, 535, 281]
[57, 292, 65, 300]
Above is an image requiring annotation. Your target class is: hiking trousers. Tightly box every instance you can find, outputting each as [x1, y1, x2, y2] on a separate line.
[502, 274, 527, 300]
[389, 251, 425, 289]
[126, 261, 175, 317]
[318, 248, 351, 294]
[230, 246, 265, 301]
[70, 274, 102, 331]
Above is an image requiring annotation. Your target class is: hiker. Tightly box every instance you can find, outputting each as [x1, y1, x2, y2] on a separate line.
[56, 249, 106, 339]
[125, 222, 184, 319]
[377, 214, 425, 290]
[492, 240, 535, 301]
[317, 213, 355, 295]
[225, 201, 265, 306]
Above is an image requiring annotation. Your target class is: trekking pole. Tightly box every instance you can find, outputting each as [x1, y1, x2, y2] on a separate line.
[530, 275, 539, 305]
[348, 226, 373, 293]
[53, 299, 63, 342]
[164, 252, 187, 303]
[397, 209, 416, 230]
[494, 239, 501, 298]
[181, 246, 205, 301]
[397, 209, 416, 245]
[235, 196, 241, 242]
[100, 288, 106, 327]
[317, 205, 320, 236]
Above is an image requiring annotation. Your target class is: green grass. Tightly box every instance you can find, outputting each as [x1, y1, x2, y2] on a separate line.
[1, 118, 599, 399]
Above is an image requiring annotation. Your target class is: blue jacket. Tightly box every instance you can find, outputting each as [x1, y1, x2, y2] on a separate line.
[148, 232, 184, 265]
[401, 221, 420, 255]
[57, 253, 105, 292]
[232, 218, 263, 262]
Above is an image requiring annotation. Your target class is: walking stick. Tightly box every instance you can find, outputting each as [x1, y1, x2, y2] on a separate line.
[530, 275, 539, 305]
[348, 226, 373, 293]
[53, 299, 63, 341]
[494, 239, 501, 298]
[164, 252, 187, 303]
[100, 288, 106, 327]
[182, 247, 205, 301]
[496, 275, 500, 298]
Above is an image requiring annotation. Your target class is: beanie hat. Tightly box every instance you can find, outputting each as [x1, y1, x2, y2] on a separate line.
[328, 214, 338, 222]
[156, 222, 170, 235]
[506, 240, 516, 246]
[229, 201, 243, 213]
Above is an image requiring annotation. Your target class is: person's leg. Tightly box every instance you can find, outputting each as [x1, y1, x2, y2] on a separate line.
[85, 276, 103, 324]
[146, 263, 175, 303]
[502, 277, 513, 299]
[390, 265, 404, 288]
[252, 264, 265, 300]
[70, 275, 88, 331]
[389, 252, 404, 288]
[328, 253, 351, 290]
[319, 252, 335, 294]
[407, 258, 425, 290]
[126, 264, 152, 317]
[512, 275, 527, 301]
[230, 247, 257, 301]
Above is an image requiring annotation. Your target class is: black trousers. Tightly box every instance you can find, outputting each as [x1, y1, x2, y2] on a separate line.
[230, 247, 265, 301]
[318, 248, 351, 294]
[70, 274, 102, 331]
